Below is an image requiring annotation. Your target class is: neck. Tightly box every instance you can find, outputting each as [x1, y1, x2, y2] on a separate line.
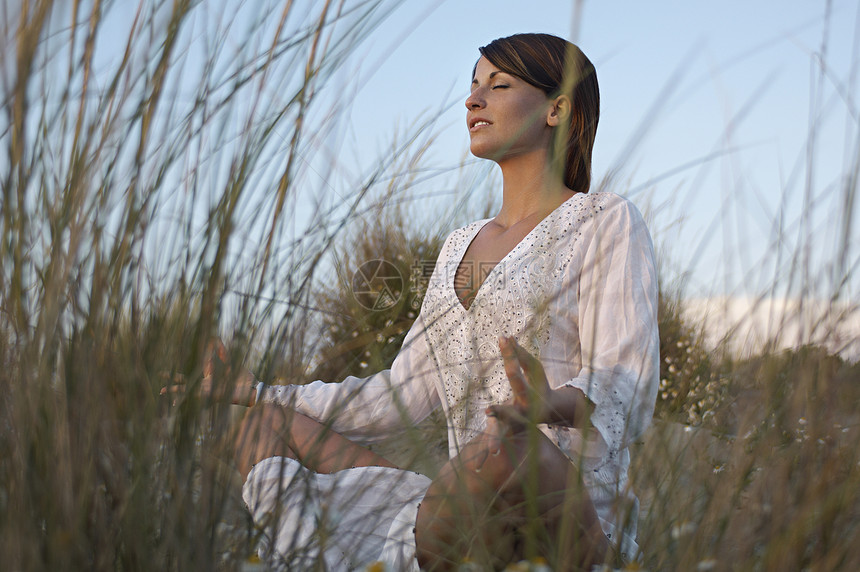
[494, 149, 572, 229]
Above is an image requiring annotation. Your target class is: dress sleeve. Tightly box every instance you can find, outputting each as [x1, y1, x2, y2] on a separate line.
[561, 195, 660, 459]
[257, 313, 440, 444]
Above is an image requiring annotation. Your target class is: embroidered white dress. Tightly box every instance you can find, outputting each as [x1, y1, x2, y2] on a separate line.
[244, 191, 659, 569]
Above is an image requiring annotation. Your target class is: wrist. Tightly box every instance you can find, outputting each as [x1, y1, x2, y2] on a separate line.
[545, 386, 590, 427]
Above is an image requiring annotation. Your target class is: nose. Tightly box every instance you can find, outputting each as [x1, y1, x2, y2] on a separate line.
[465, 88, 485, 110]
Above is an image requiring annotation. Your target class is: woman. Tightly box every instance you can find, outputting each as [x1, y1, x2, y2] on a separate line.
[216, 33, 658, 570]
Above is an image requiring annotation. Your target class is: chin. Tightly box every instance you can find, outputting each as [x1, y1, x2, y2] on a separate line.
[469, 141, 499, 160]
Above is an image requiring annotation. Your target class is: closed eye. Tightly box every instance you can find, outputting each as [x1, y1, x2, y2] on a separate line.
[492, 84, 509, 90]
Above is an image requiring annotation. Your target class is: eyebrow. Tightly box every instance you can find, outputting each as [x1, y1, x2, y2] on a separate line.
[471, 70, 509, 84]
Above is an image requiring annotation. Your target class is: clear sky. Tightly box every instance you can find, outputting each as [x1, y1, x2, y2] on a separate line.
[52, 0, 856, 356]
[329, 0, 859, 301]
[63, 0, 858, 328]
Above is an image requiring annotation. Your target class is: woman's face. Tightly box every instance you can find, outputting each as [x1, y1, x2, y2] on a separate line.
[465, 56, 554, 162]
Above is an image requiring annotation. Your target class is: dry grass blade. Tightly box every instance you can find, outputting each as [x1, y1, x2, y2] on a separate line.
[0, 0, 414, 569]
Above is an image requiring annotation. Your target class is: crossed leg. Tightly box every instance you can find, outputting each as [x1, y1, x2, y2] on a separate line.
[415, 427, 610, 571]
[233, 405, 609, 570]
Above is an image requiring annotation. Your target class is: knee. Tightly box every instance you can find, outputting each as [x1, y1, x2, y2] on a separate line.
[414, 488, 517, 571]
[414, 494, 454, 571]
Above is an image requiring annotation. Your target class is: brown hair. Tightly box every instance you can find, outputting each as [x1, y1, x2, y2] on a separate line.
[478, 33, 599, 194]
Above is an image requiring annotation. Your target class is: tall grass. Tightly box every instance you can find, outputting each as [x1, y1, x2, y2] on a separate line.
[0, 0, 428, 569]
[627, 4, 860, 568]
[2, 1, 859, 571]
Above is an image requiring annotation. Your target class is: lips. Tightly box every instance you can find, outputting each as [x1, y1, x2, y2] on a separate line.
[468, 118, 492, 132]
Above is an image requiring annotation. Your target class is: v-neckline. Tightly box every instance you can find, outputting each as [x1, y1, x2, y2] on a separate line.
[452, 193, 578, 311]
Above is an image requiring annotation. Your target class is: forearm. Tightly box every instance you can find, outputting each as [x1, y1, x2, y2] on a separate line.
[253, 373, 437, 444]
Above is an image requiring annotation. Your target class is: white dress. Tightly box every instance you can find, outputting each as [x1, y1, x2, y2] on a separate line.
[244, 191, 660, 569]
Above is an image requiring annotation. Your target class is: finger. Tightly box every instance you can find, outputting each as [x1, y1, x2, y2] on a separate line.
[160, 385, 179, 395]
[487, 404, 528, 433]
[213, 338, 228, 363]
[159, 372, 214, 401]
[203, 352, 213, 378]
[508, 339, 547, 385]
[159, 384, 184, 406]
[159, 368, 188, 396]
[484, 415, 505, 455]
[159, 371, 187, 383]
[204, 339, 230, 379]
[499, 337, 529, 403]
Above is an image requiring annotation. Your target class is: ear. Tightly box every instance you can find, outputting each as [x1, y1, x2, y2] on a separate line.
[546, 95, 571, 127]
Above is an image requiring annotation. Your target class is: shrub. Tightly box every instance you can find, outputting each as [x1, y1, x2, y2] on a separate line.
[654, 289, 731, 428]
[307, 215, 445, 383]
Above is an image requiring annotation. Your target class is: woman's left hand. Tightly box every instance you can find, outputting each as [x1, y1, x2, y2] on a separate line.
[487, 336, 553, 429]
[487, 336, 591, 442]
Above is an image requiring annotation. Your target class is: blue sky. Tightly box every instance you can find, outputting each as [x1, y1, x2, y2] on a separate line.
[48, 0, 855, 353]
[329, 0, 858, 300]
[74, 0, 858, 304]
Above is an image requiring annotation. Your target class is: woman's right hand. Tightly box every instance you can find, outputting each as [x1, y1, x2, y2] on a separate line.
[160, 339, 259, 407]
